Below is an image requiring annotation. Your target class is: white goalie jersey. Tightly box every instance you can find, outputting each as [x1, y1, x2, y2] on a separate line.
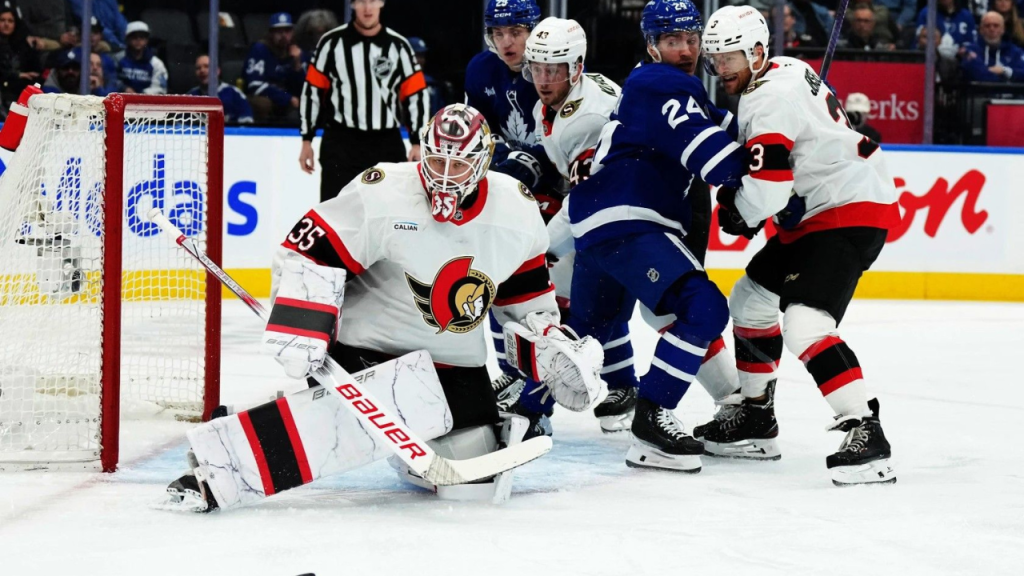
[273, 162, 558, 368]
[534, 73, 621, 186]
[734, 57, 900, 243]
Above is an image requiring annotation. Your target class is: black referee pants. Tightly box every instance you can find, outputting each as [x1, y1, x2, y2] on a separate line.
[318, 126, 407, 201]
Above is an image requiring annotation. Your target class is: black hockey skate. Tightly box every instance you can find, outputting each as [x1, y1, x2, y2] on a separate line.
[594, 386, 637, 433]
[826, 398, 896, 486]
[492, 372, 526, 413]
[155, 450, 219, 513]
[508, 403, 553, 440]
[702, 380, 781, 460]
[626, 397, 703, 473]
[692, 390, 741, 440]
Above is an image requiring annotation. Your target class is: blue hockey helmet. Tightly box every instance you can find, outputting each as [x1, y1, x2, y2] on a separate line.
[640, 0, 704, 45]
[484, 0, 542, 29]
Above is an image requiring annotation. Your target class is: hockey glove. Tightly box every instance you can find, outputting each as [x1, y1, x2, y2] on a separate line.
[775, 193, 807, 230]
[263, 257, 346, 379]
[492, 150, 544, 190]
[503, 311, 605, 412]
[716, 186, 764, 240]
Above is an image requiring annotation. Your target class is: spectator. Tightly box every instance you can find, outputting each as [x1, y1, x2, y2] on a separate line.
[188, 54, 254, 125]
[961, 11, 1024, 82]
[0, 5, 41, 104]
[782, 3, 822, 48]
[917, 0, 977, 50]
[874, 0, 918, 30]
[243, 12, 305, 123]
[41, 48, 80, 94]
[115, 22, 167, 95]
[20, 0, 73, 53]
[294, 9, 339, 57]
[840, 4, 896, 49]
[790, 0, 832, 46]
[86, 16, 111, 54]
[89, 51, 116, 96]
[67, 0, 126, 51]
[845, 92, 883, 142]
[845, 0, 899, 45]
[993, 0, 1024, 47]
[407, 36, 449, 115]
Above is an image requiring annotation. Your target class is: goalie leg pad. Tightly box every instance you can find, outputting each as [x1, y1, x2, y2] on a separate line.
[391, 412, 531, 503]
[187, 351, 452, 510]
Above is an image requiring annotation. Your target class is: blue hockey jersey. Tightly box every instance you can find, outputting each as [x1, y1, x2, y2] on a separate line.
[243, 41, 304, 108]
[569, 62, 746, 250]
[464, 51, 544, 158]
[961, 40, 1024, 82]
[916, 7, 977, 47]
[188, 82, 255, 125]
[116, 47, 167, 94]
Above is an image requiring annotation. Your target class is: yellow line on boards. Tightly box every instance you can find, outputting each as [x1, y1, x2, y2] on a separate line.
[220, 268, 1024, 302]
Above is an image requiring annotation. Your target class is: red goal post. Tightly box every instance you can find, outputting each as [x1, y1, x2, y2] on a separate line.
[0, 94, 224, 472]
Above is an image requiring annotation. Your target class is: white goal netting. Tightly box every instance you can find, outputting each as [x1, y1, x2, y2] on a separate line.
[0, 94, 217, 468]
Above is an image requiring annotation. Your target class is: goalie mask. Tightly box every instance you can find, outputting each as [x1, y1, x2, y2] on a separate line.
[420, 104, 495, 223]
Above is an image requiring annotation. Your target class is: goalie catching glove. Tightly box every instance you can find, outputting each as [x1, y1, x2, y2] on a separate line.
[503, 311, 605, 412]
[263, 257, 346, 379]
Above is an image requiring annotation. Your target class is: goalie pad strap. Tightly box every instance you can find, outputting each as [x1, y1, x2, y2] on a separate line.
[514, 332, 541, 381]
[266, 296, 339, 343]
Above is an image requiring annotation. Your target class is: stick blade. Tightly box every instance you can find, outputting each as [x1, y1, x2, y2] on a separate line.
[423, 436, 553, 486]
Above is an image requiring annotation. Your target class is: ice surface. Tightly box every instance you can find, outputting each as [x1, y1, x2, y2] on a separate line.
[1, 299, 1022, 576]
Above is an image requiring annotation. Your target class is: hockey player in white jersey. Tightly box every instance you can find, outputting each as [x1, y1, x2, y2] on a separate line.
[699, 5, 898, 485]
[163, 104, 605, 511]
[515, 17, 642, 433]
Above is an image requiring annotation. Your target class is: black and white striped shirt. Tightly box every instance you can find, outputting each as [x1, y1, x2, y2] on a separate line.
[300, 24, 430, 144]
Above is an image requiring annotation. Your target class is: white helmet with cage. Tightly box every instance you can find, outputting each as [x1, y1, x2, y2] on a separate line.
[522, 17, 587, 86]
[702, 5, 771, 77]
[419, 104, 496, 223]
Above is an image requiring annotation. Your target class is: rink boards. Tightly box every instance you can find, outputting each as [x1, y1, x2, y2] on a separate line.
[2, 130, 1020, 302]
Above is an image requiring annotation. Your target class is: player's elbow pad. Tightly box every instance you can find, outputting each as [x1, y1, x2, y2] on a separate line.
[264, 257, 347, 379]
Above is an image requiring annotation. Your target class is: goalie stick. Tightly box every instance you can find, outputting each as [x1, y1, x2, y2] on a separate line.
[146, 208, 552, 486]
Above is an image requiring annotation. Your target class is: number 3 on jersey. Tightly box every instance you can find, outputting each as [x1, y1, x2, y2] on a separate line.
[287, 217, 327, 251]
[824, 91, 879, 159]
[662, 96, 706, 129]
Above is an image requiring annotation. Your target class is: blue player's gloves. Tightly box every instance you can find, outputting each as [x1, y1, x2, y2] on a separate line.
[775, 194, 806, 230]
[716, 187, 764, 240]
[492, 150, 543, 190]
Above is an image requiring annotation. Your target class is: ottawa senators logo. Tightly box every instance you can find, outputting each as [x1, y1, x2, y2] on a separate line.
[361, 167, 385, 184]
[406, 257, 496, 334]
[560, 98, 583, 119]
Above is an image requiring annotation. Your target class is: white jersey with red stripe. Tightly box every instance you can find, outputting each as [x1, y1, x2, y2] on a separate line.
[273, 162, 557, 368]
[533, 73, 621, 186]
[734, 57, 899, 243]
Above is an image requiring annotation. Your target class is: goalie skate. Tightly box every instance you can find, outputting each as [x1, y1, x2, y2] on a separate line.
[154, 451, 219, 513]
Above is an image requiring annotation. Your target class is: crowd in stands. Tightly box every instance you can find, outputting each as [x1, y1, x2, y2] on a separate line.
[0, 0, 1020, 130]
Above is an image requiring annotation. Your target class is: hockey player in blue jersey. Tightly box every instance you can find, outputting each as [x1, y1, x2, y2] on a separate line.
[568, 0, 748, 473]
[465, 0, 568, 437]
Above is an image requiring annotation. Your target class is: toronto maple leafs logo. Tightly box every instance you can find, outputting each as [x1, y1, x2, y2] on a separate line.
[503, 90, 536, 147]
[485, 86, 496, 97]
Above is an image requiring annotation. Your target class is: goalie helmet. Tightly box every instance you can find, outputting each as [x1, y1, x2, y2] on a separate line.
[702, 5, 770, 76]
[522, 17, 587, 86]
[419, 104, 495, 223]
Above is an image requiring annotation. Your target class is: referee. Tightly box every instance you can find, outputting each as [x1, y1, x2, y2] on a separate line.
[298, 0, 430, 201]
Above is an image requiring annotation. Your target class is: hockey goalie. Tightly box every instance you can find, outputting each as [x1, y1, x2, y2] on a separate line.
[162, 104, 605, 512]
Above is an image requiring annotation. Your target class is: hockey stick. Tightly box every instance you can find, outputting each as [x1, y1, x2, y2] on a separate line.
[818, 0, 851, 82]
[146, 208, 552, 486]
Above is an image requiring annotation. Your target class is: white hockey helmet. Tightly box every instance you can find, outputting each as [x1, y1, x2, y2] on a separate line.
[419, 104, 495, 223]
[702, 5, 770, 77]
[522, 17, 587, 86]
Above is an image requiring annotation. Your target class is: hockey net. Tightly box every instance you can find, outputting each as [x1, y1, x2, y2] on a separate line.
[0, 94, 223, 471]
